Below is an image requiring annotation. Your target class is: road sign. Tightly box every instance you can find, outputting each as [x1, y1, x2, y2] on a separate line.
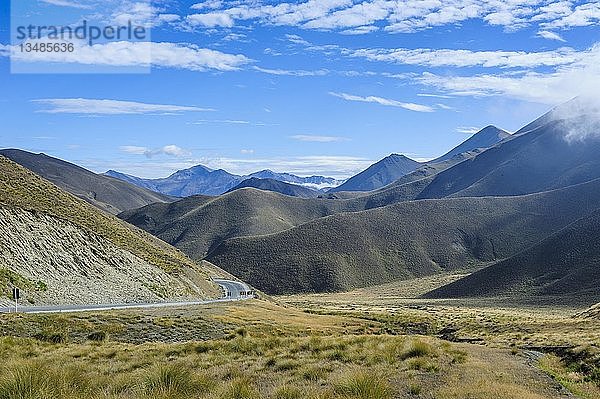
[12, 287, 20, 313]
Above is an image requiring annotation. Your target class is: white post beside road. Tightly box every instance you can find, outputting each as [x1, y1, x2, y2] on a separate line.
[12, 287, 19, 313]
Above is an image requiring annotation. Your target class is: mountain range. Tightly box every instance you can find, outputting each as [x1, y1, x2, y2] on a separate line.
[105, 168, 345, 197]
[3, 97, 600, 305]
[105, 124, 510, 198]
[120, 97, 600, 300]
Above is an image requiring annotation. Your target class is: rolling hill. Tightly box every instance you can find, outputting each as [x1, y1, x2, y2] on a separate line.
[0, 155, 220, 305]
[120, 98, 600, 296]
[227, 178, 321, 198]
[424, 209, 600, 302]
[119, 188, 365, 259]
[0, 149, 173, 214]
[329, 154, 421, 192]
[121, 103, 600, 266]
[206, 178, 600, 294]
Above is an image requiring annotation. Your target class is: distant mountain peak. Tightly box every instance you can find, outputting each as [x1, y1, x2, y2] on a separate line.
[329, 153, 420, 193]
[385, 153, 413, 161]
[431, 125, 510, 163]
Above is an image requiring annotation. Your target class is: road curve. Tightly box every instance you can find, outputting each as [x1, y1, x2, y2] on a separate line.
[0, 279, 254, 314]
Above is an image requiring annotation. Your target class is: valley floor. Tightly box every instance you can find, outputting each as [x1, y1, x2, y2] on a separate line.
[1, 296, 597, 398]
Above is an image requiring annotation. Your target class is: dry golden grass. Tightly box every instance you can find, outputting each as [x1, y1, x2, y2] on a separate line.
[0, 300, 573, 399]
[281, 283, 600, 398]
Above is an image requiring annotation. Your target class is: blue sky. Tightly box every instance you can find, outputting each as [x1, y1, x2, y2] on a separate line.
[0, 0, 599, 178]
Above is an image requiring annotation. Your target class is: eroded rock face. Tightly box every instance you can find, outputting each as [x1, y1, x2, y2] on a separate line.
[577, 303, 600, 319]
[0, 206, 194, 306]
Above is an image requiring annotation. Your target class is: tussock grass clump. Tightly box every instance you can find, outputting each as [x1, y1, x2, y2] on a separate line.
[400, 339, 433, 360]
[301, 365, 330, 381]
[32, 329, 67, 344]
[220, 377, 259, 399]
[143, 364, 214, 398]
[0, 361, 54, 399]
[272, 385, 303, 399]
[86, 331, 108, 342]
[334, 371, 392, 399]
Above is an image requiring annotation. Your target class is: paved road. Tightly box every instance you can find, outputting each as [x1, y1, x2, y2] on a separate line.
[214, 278, 253, 299]
[0, 279, 254, 314]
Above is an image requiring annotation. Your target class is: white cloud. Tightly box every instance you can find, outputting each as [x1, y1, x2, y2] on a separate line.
[6, 40, 250, 72]
[120, 145, 148, 155]
[417, 43, 600, 104]
[240, 149, 255, 154]
[345, 47, 581, 68]
[111, 2, 159, 27]
[417, 93, 454, 99]
[456, 126, 481, 134]
[39, 0, 92, 9]
[193, 119, 251, 124]
[33, 98, 215, 115]
[542, 2, 600, 29]
[254, 66, 329, 76]
[120, 144, 191, 158]
[191, 1, 223, 10]
[290, 135, 348, 142]
[186, 12, 235, 27]
[340, 25, 379, 35]
[181, 0, 599, 34]
[158, 14, 181, 23]
[329, 92, 435, 112]
[537, 30, 566, 42]
[284, 34, 310, 45]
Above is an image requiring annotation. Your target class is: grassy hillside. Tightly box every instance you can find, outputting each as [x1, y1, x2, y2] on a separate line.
[0, 149, 173, 214]
[120, 188, 367, 258]
[207, 178, 600, 294]
[417, 117, 600, 199]
[120, 174, 444, 260]
[0, 156, 219, 300]
[424, 209, 600, 301]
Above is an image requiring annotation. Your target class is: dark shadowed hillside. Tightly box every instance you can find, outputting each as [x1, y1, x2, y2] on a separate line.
[431, 126, 510, 163]
[417, 115, 600, 200]
[329, 154, 421, 192]
[207, 178, 600, 294]
[227, 178, 321, 198]
[424, 209, 600, 302]
[0, 149, 173, 214]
